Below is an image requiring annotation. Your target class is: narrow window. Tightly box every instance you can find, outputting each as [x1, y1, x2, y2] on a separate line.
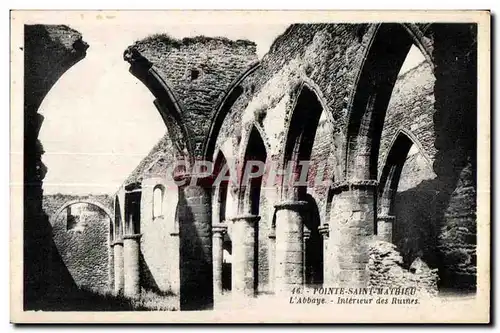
[153, 186, 163, 219]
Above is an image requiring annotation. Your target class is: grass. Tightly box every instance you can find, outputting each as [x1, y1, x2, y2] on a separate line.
[28, 286, 178, 312]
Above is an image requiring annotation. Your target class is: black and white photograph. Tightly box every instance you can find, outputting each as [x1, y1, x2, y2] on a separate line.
[10, 10, 490, 323]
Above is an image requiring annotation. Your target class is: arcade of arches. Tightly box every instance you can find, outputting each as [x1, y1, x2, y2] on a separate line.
[25, 23, 477, 310]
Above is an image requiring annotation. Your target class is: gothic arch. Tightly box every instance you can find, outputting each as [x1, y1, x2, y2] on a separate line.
[343, 23, 435, 181]
[379, 128, 433, 179]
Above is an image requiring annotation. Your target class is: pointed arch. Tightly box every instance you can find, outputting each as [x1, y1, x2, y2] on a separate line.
[281, 83, 325, 200]
[213, 150, 230, 223]
[344, 23, 435, 181]
[379, 128, 433, 179]
[51, 199, 114, 226]
[114, 196, 123, 241]
[377, 131, 415, 218]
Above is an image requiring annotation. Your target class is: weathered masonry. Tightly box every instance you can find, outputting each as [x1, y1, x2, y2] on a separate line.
[112, 23, 477, 310]
[23, 23, 477, 310]
[24, 25, 89, 309]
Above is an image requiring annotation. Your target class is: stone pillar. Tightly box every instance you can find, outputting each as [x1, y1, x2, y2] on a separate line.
[112, 239, 124, 295]
[176, 173, 213, 310]
[303, 227, 311, 285]
[123, 233, 141, 298]
[230, 214, 260, 298]
[329, 181, 377, 287]
[318, 224, 330, 285]
[377, 215, 395, 243]
[108, 240, 115, 291]
[274, 201, 307, 294]
[169, 229, 180, 296]
[268, 227, 276, 293]
[212, 223, 227, 296]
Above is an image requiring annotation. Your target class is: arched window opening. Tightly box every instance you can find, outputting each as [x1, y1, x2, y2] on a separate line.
[222, 245, 232, 291]
[114, 197, 122, 240]
[241, 127, 267, 216]
[378, 133, 414, 219]
[125, 191, 141, 235]
[213, 151, 230, 223]
[303, 194, 323, 286]
[153, 185, 164, 219]
[282, 85, 324, 201]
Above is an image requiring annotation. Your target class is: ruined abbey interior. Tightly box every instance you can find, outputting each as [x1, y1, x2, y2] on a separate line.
[24, 22, 478, 311]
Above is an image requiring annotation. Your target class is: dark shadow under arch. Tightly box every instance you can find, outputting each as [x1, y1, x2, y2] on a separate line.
[345, 23, 429, 180]
[303, 194, 323, 286]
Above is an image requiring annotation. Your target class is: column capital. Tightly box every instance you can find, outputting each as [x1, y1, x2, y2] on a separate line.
[274, 200, 308, 211]
[318, 224, 330, 238]
[212, 223, 228, 235]
[229, 214, 261, 224]
[123, 233, 142, 240]
[111, 239, 124, 246]
[173, 171, 215, 187]
[377, 215, 396, 222]
[170, 231, 180, 236]
[330, 179, 379, 192]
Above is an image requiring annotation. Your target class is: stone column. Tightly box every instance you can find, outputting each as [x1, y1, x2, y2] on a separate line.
[230, 214, 260, 298]
[123, 233, 141, 298]
[212, 223, 228, 296]
[108, 240, 115, 291]
[274, 201, 307, 295]
[169, 229, 180, 296]
[303, 227, 311, 285]
[329, 180, 377, 287]
[318, 224, 330, 285]
[176, 173, 214, 310]
[268, 227, 276, 293]
[377, 215, 395, 243]
[112, 239, 124, 295]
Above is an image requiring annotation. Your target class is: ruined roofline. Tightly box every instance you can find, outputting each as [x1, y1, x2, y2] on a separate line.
[25, 24, 89, 55]
[132, 33, 257, 49]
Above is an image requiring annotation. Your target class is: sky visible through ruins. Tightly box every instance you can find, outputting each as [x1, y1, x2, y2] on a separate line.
[37, 15, 425, 195]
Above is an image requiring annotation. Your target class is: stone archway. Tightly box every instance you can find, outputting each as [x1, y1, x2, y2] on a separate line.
[49, 199, 113, 294]
[23, 24, 88, 308]
[342, 23, 477, 290]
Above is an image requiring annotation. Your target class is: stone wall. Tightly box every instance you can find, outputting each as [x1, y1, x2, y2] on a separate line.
[24, 24, 88, 309]
[51, 209, 110, 293]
